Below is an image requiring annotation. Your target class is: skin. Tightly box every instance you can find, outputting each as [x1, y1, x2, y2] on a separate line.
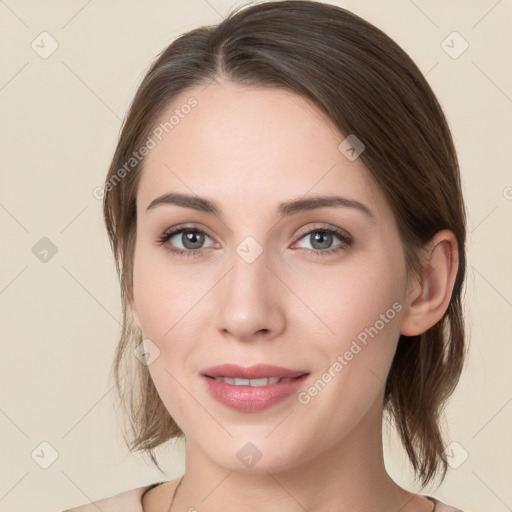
[131, 79, 459, 512]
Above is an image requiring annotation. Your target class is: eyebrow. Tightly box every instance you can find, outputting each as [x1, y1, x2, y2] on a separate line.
[145, 192, 375, 221]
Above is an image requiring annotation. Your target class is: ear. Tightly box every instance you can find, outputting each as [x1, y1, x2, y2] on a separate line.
[400, 229, 459, 336]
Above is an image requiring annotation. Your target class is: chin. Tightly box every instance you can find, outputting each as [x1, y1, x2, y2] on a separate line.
[199, 434, 308, 475]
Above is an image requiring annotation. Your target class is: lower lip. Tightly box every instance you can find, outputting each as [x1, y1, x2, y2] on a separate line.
[202, 374, 309, 412]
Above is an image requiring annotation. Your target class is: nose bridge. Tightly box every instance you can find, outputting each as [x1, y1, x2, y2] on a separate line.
[214, 234, 286, 338]
[225, 235, 275, 304]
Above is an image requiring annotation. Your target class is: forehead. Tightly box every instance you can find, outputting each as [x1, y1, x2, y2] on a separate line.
[136, 80, 387, 219]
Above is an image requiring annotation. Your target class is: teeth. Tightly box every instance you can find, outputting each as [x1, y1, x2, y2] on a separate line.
[214, 376, 293, 386]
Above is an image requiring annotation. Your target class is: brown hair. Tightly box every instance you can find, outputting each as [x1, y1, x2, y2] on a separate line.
[103, 0, 467, 488]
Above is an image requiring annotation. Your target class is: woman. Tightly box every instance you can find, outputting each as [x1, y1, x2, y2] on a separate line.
[63, 1, 468, 510]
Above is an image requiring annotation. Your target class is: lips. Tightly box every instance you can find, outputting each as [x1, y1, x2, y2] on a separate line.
[202, 373, 309, 412]
[200, 364, 310, 412]
[201, 363, 309, 380]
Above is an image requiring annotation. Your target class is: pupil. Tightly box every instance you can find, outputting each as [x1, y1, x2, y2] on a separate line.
[312, 231, 332, 249]
[184, 230, 203, 249]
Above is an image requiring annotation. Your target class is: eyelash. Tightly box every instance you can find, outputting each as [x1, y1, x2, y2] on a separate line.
[155, 223, 352, 259]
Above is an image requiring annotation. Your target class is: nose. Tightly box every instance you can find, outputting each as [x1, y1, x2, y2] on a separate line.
[214, 242, 287, 341]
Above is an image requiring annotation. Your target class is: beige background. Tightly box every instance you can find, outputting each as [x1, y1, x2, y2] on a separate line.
[1, 1, 511, 511]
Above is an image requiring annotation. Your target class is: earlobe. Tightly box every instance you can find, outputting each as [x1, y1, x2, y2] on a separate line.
[400, 230, 459, 336]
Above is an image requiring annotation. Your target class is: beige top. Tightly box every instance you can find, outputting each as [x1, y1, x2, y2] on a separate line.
[60, 483, 466, 512]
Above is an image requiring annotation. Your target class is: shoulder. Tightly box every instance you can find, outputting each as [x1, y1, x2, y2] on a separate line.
[59, 483, 155, 512]
[141, 478, 182, 512]
[427, 495, 467, 512]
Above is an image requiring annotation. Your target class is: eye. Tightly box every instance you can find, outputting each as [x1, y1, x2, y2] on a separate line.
[292, 225, 352, 256]
[156, 224, 215, 258]
[156, 223, 353, 258]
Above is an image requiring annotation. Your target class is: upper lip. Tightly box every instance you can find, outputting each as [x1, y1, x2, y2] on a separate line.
[201, 364, 309, 379]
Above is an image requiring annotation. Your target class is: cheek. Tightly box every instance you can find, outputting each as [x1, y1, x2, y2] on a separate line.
[132, 242, 193, 337]
[132, 257, 168, 337]
[293, 253, 404, 345]
[292, 250, 405, 408]
[294, 266, 403, 430]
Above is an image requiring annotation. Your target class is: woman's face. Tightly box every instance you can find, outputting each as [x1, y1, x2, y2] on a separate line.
[131, 80, 412, 472]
